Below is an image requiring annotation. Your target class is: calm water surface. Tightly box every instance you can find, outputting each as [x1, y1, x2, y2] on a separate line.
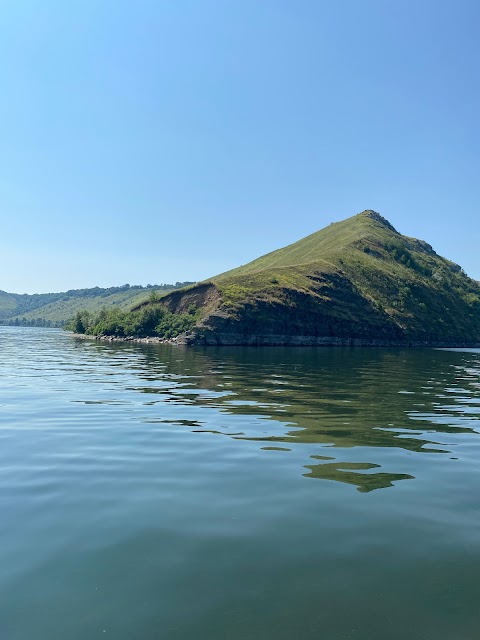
[1, 327, 480, 639]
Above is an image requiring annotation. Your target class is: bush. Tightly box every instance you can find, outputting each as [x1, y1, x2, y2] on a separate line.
[65, 305, 198, 339]
[65, 310, 91, 333]
[155, 311, 196, 339]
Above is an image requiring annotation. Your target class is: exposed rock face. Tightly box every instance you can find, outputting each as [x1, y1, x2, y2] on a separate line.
[180, 333, 480, 348]
[184, 286, 480, 347]
[135, 283, 219, 315]
[361, 210, 399, 234]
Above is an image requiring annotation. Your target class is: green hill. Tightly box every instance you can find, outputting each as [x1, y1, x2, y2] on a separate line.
[71, 211, 480, 346]
[0, 283, 194, 327]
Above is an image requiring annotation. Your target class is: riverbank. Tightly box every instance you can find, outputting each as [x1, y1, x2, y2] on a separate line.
[68, 331, 480, 348]
[69, 332, 181, 344]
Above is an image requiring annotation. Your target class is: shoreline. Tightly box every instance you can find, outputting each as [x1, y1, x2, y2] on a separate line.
[68, 332, 480, 348]
[70, 332, 179, 344]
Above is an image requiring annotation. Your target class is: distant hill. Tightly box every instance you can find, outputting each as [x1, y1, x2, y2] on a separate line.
[0, 283, 194, 327]
[127, 210, 480, 346]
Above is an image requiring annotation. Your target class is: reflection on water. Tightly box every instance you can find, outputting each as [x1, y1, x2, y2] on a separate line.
[80, 340, 480, 492]
[1, 328, 480, 640]
[304, 461, 413, 492]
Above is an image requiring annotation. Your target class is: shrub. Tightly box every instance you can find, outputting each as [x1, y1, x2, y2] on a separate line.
[65, 305, 198, 339]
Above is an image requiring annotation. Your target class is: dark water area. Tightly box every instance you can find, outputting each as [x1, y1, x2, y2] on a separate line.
[1, 327, 480, 639]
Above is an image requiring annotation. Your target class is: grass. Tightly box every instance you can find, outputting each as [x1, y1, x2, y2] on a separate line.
[214, 211, 400, 276]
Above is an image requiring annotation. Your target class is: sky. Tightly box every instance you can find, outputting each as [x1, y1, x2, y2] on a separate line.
[0, 0, 479, 293]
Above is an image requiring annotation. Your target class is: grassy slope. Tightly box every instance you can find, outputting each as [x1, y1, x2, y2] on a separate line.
[0, 286, 188, 325]
[0, 291, 18, 317]
[156, 210, 480, 343]
[216, 212, 394, 276]
[15, 289, 152, 323]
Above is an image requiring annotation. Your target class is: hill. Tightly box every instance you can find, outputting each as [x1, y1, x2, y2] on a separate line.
[71, 211, 480, 346]
[0, 283, 194, 327]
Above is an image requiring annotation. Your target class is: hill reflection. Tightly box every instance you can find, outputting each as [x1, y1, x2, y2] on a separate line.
[75, 339, 480, 491]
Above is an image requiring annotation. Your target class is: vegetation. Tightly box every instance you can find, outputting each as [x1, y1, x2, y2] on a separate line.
[2, 317, 62, 328]
[65, 304, 199, 339]
[0, 282, 194, 327]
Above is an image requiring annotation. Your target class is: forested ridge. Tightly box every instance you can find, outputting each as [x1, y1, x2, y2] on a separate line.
[0, 282, 194, 327]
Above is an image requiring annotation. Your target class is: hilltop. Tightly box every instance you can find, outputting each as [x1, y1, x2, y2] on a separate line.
[72, 211, 480, 346]
[0, 283, 193, 327]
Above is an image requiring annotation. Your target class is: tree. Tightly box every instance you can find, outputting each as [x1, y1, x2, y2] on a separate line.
[149, 290, 160, 304]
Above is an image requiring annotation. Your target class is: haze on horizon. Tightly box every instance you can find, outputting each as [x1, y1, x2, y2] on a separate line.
[1, 0, 479, 294]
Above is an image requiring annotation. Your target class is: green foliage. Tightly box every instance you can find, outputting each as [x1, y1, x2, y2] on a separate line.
[221, 284, 252, 308]
[155, 311, 197, 339]
[66, 304, 198, 339]
[0, 316, 62, 328]
[65, 310, 91, 333]
[0, 282, 195, 326]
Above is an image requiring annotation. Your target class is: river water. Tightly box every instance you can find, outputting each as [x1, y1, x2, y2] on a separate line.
[1, 327, 479, 639]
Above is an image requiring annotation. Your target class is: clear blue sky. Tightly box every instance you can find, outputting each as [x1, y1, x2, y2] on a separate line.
[1, 0, 479, 293]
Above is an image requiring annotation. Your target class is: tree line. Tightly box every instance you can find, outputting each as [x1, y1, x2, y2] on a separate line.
[0, 317, 63, 328]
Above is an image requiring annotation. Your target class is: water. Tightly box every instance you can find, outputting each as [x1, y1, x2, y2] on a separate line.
[1, 327, 480, 639]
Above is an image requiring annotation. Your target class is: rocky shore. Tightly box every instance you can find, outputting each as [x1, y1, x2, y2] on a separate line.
[69, 332, 480, 348]
[70, 332, 181, 345]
